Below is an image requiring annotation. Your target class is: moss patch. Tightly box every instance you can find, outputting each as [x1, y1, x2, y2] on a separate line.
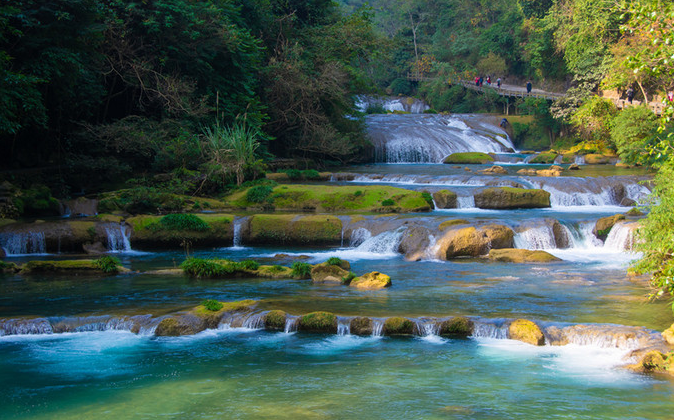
[439, 317, 474, 336]
[264, 310, 287, 330]
[529, 152, 558, 164]
[191, 299, 257, 317]
[20, 259, 126, 275]
[474, 187, 550, 209]
[225, 185, 430, 213]
[443, 152, 494, 164]
[181, 258, 299, 279]
[383, 317, 414, 335]
[248, 214, 343, 245]
[127, 213, 233, 248]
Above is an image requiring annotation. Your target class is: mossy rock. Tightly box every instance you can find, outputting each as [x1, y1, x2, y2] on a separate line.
[443, 152, 494, 164]
[383, 317, 414, 335]
[432, 190, 457, 209]
[508, 319, 545, 346]
[439, 316, 474, 337]
[488, 249, 561, 263]
[311, 263, 350, 283]
[529, 152, 558, 164]
[298, 311, 338, 333]
[474, 187, 550, 209]
[435, 224, 514, 259]
[20, 259, 127, 274]
[127, 213, 233, 248]
[248, 214, 343, 245]
[350, 271, 392, 290]
[625, 207, 644, 217]
[155, 316, 201, 337]
[350, 317, 374, 335]
[191, 299, 257, 317]
[439, 219, 469, 230]
[254, 265, 294, 279]
[0, 261, 19, 273]
[662, 323, 674, 345]
[584, 154, 610, 164]
[561, 154, 576, 164]
[593, 214, 625, 241]
[264, 310, 287, 330]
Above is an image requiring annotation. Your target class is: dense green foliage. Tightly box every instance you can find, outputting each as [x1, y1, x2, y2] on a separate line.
[95, 256, 121, 274]
[201, 299, 224, 312]
[291, 262, 312, 278]
[154, 214, 210, 232]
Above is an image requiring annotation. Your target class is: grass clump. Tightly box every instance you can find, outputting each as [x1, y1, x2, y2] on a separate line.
[95, 256, 121, 274]
[421, 192, 433, 207]
[341, 271, 356, 285]
[381, 199, 395, 206]
[291, 261, 312, 278]
[238, 260, 260, 270]
[181, 258, 233, 278]
[201, 299, 224, 312]
[326, 257, 343, 266]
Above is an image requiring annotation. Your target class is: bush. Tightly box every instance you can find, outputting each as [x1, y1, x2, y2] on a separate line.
[284, 169, 302, 180]
[421, 192, 434, 207]
[95, 256, 120, 274]
[201, 299, 224, 312]
[381, 199, 395, 206]
[326, 257, 342, 266]
[181, 258, 232, 278]
[301, 169, 321, 180]
[341, 272, 356, 285]
[354, 190, 363, 197]
[246, 185, 274, 203]
[156, 214, 210, 231]
[237, 260, 260, 270]
[291, 261, 312, 278]
[390, 78, 413, 96]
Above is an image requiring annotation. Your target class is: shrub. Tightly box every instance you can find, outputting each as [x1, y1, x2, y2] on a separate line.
[326, 257, 342, 266]
[381, 199, 395, 206]
[301, 169, 321, 180]
[202, 299, 224, 312]
[365, 103, 387, 114]
[291, 261, 312, 278]
[341, 272, 356, 285]
[157, 214, 210, 231]
[95, 256, 120, 274]
[246, 185, 274, 203]
[421, 192, 433, 207]
[237, 260, 260, 270]
[354, 190, 363, 197]
[181, 258, 232, 278]
[284, 169, 302, 180]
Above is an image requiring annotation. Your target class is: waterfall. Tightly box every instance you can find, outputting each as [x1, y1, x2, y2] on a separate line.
[574, 155, 585, 165]
[242, 313, 265, 330]
[0, 318, 53, 336]
[471, 320, 509, 339]
[531, 177, 651, 208]
[284, 316, 299, 334]
[349, 227, 372, 247]
[514, 225, 557, 250]
[371, 319, 385, 337]
[456, 195, 475, 209]
[561, 222, 602, 249]
[604, 222, 637, 251]
[366, 114, 516, 163]
[355, 95, 430, 114]
[232, 217, 245, 248]
[337, 317, 351, 336]
[549, 324, 659, 350]
[352, 228, 404, 255]
[105, 223, 132, 252]
[0, 315, 160, 337]
[414, 319, 441, 337]
[0, 232, 47, 256]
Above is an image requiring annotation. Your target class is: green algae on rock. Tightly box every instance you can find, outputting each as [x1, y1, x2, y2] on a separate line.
[508, 319, 545, 346]
[264, 310, 287, 330]
[474, 187, 551, 209]
[383, 317, 414, 335]
[298, 311, 338, 333]
[438, 317, 474, 337]
[248, 214, 343, 245]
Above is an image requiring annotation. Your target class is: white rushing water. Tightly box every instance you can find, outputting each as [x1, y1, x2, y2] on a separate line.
[0, 232, 47, 256]
[105, 223, 132, 253]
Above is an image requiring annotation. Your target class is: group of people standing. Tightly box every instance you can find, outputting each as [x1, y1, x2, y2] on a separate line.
[474, 75, 502, 89]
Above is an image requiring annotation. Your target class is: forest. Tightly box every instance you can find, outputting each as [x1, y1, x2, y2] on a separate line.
[1, 0, 674, 306]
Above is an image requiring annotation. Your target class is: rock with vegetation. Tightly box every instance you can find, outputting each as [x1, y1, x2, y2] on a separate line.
[584, 154, 610, 164]
[310, 263, 350, 283]
[264, 310, 287, 330]
[593, 214, 625, 241]
[350, 317, 374, 335]
[383, 317, 414, 335]
[435, 224, 514, 259]
[350, 271, 392, 290]
[432, 190, 457, 209]
[517, 168, 538, 176]
[127, 213, 233, 248]
[508, 319, 545, 346]
[180, 258, 295, 279]
[247, 214, 343, 245]
[298, 311, 338, 333]
[529, 152, 558, 164]
[662, 323, 674, 345]
[474, 187, 551, 209]
[439, 317, 474, 337]
[442, 152, 494, 164]
[479, 165, 508, 175]
[19, 257, 126, 274]
[488, 248, 561, 263]
[155, 300, 257, 337]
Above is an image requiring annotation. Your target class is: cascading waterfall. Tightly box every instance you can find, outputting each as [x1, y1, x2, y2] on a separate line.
[242, 313, 265, 330]
[284, 316, 299, 333]
[0, 232, 47, 256]
[105, 223, 132, 252]
[574, 155, 586, 165]
[349, 227, 372, 247]
[604, 222, 637, 251]
[371, 319, 385, 337]
[0, 315, 160, 337]
[471, 320, 509, 339]
[562, 222, 604, 249]
[456, 195, 475, 209]
[414, 319, 441, 337]
[514, 225, 558, 250]
[337, 317, 351, 336]
[352, 228, 404, 255]
[232, 217, 246, 248]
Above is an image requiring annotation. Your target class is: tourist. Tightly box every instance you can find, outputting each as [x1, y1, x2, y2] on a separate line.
[526, 80, 532, 95]
[627, 87, 634, 104]
[497, 77, 502, 89]
[486, 76, 491, 85]
[479, 76, 484, 86]
[500, 118, 508, 128]
[475, 76, 480, 86]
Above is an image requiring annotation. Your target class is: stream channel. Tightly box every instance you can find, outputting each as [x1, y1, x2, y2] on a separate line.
[1, 110, 673, 419]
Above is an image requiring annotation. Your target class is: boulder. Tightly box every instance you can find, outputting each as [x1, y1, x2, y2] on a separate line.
[350, 271, 392, 290]
[620, 197, 636, 207]
[432, 190, 457, 209]
[479, 165, 508, 175]
[482, 224, 515, 249]
[247, 214, 342, 245]
[264, 310, 287, 330]
[569, 163, 581, 170]
[310, 263, 350, 283]
[83, 241, 107, 255]
[383, 317, 414, 335]
[626, 207, 644, 217]
[593, 214, 625, 241]
[443, 152, 494, 164]
[438, 317, 473, 337]
[298, 311, 338, 333]
[517, 169, 538, 176]
[508, 319, 545, 346]
[536, 165, 563, 177]
[474, 187, 551, 209]
[435, 224, 514, 259]
[439, 219, 469, 230]
[350, 317, 373, 335]
[488, 248, 561, 263]
[399, 226, 433, 261]
[551, 220, 571, 248]
[155, 315, 204, 337]
[529, 152, 558, 164]
[0, 247, 5, 258]
[63, 197, 98, 217]
[662, 323, 674, 346]
[584, 154, 609, 164]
